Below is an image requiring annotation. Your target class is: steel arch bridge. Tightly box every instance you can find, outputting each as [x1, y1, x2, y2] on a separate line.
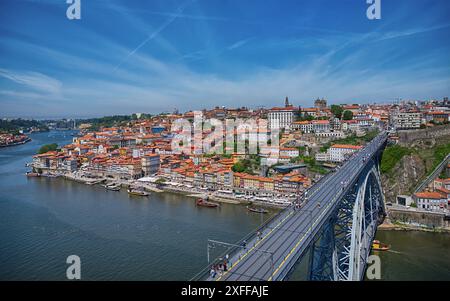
[308, 160, 385, 281]
[192, 132, 388, 281]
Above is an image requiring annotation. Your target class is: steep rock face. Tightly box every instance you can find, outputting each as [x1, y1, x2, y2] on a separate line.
[381, 125, 450, 202]
[381, 126, 450, 203]
[381, 154, 426, 203]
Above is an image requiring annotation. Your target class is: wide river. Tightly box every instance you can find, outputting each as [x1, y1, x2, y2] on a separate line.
[0, 131, 449, 280]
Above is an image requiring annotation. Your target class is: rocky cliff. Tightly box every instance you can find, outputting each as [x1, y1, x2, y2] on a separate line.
[382, 154, 426, 203]
[381, 125, 450, 203]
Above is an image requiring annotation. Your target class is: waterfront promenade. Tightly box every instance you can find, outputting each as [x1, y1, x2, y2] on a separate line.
[57, 171, 292, 208]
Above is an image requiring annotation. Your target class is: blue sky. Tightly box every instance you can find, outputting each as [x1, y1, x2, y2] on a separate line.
[0, 0, 449, 118]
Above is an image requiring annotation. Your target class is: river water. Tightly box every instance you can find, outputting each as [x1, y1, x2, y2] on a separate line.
[0, 131, 449, 280]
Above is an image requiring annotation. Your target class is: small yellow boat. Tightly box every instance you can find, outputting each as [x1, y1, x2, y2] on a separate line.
[372, 240, 390, 251]
[127, 189, 149, 196]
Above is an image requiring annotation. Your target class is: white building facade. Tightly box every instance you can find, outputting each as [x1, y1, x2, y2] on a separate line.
[268, 106, 296, 130]
[328, 144, 362, 162]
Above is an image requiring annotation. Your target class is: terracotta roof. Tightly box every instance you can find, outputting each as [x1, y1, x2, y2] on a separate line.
[270, 106, 296, 111]
[312, 120, 330, 125]
[301, 107, 319, 112]
[33, 151, 59, 158]
[414, 191, 446, 199]
[437, 187, 450, 194]
[429, 111, 449, 115]
[330, 144, 362, 150]
[343, 105, 359, 109]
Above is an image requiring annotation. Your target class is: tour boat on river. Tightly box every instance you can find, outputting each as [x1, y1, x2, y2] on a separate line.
[372, 240, 390, 251]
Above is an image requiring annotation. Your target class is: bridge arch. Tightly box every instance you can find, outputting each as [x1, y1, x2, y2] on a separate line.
[309, 161, 385, 281]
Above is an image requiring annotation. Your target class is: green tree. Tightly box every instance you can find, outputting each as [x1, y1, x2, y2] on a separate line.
[295, 114, 315, 122]
[232, 159, 256, 174]
[380, 145, 412, 174]
[302, 156, 316, 165]
[232, 161, 247, 173]
[38, 143, 58, 154]
[320, 144, 331, 153]
[430, 143, 450, 176]
[155, 178, 166, 184]
[343, 110, 353, 120]
[330, 105, 343, 119]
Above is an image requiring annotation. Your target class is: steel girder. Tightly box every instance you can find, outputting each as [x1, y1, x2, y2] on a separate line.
[308, 159, 384, 281]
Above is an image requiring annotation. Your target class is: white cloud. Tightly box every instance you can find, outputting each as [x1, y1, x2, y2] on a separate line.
[0, 68, 62, 95]
[227, 38, 252, 51]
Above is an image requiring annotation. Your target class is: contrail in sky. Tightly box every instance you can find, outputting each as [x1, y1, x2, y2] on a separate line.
[114, 0, 196, 72]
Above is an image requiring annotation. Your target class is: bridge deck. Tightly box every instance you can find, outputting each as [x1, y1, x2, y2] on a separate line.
[203, 132, 387, 281]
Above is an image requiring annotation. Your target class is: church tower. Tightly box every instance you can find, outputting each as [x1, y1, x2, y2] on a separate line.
[285, 96, 289, 107]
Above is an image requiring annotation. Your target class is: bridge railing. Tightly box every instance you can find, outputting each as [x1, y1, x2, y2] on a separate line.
[190, 202, 296, 281]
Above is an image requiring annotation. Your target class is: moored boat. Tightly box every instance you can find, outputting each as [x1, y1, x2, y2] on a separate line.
[247, 206, 269, 214]
[85, 179, 103, 185]
[372, 240, 390, 251]
[106, 184, 121, 191]
[26, 172, 40, 177]
[127, 188, 149, 196]
[196, 199, 219, 208]
[45, 173, 59, 178]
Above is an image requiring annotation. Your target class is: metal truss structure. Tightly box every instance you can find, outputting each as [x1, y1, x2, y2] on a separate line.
[308, 158, 385, 281]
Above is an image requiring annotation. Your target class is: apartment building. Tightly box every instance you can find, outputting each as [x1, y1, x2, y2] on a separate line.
[414, 191, 448, 212]
[292, 120, 330, 134]
[392, 111, 422, 129]
[141, 154, 160, 176]
[268, 106, 296, 130]
[328, 144, 362, 162]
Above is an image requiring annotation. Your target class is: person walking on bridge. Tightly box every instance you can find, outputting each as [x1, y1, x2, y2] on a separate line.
[225, 254, 231, 268]
[210, 265, 216, 278]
